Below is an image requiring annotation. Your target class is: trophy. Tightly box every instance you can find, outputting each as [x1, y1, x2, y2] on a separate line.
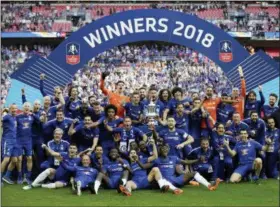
[144, 101, 160, 125]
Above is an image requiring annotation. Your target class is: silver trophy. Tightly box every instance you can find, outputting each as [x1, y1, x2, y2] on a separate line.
[145, 101, 159, 125]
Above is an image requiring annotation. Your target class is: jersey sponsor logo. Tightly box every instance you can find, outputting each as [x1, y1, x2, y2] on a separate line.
[219, 40, 233, 62]
[23, 122, 29, 128]
[241, 149, 248, 155]
[66, 42, 80, 65]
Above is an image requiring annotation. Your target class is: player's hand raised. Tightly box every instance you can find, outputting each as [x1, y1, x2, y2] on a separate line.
[73, 118, 79, 124]
[101, 72, 110, 80]
[41, 144, 47, 149]
[21, 88, 25, 94]
[40, 73, 46, 80]
[237, 66, 244, 77]
[258, 85, 262, 92]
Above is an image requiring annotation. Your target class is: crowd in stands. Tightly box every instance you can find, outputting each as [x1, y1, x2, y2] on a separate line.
[1, 2, 279, 33]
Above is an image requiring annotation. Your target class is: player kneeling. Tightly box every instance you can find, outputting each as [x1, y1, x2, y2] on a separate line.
[224, 129, 268, 184]
[23, 144, 80, 190]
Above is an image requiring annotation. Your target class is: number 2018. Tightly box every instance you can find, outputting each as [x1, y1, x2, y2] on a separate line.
[173, 21, 214, 48]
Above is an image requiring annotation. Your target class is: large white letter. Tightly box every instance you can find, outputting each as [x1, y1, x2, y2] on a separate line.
[158, 18, 168, 33]
[146, 18, 157, 32]
[120, 20, 134, 35]
[106, 23, 121, 39]
[134, 18, 144, 33]
[83, 30, 102, 48]
[100, 27, 109, 41]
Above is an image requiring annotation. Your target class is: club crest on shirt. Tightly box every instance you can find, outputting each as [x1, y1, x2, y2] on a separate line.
[66, 42, 80, 65]
[219, 40, 233, 62]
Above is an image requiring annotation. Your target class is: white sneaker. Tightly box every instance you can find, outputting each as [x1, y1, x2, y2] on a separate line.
[23, 185, 32, 190]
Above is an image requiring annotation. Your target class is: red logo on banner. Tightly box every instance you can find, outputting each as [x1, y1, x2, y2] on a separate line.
[219, 41, 233, 62]
[66, 42, 80, 65]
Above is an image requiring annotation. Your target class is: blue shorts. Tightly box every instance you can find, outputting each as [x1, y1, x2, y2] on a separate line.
[75, 176, 94, 188]
[19, 142, 33, 156]
[54, 172, 69, 185]
[234, 163, 253, 177]
[194, 163, 213, 174]
[165, 175, 185, 187]
[2, 141, 21, 157]
[132, 177, 150, 189]
[107, 176, 121, 189]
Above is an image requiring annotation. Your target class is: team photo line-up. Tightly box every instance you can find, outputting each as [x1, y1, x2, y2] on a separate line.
[1, 65, 279, 196]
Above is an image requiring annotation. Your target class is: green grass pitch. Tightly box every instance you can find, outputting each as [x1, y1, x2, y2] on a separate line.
[2, 179, 279, 206]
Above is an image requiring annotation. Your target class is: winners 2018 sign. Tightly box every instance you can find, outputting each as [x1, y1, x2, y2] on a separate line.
[10, 9, 279, 99]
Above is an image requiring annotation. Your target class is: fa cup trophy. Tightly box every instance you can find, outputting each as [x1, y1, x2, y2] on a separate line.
[145, 101, 159, 125]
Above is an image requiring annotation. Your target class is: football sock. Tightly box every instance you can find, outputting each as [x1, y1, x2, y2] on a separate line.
[42, 183, 56, 189]
[164, 180, 177, 190]
[32, 169, 50, 185]
[194, 172, 211, 188]
[157, 179, 165, 188]
[94, 180, 101, 193]
[121, 178, 127, 185]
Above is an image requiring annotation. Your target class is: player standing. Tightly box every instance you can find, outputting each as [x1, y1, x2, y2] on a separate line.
[100, 72, 129, 117]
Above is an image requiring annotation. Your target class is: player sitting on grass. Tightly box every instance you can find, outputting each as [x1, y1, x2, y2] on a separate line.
[154, 144, 221, 194]
[92, 148, 129, 194]
[23, 143, 80, 190]
[119, 139, 171, 196]
[224, 129, 268, 184]
[64, 154, 98, 196]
